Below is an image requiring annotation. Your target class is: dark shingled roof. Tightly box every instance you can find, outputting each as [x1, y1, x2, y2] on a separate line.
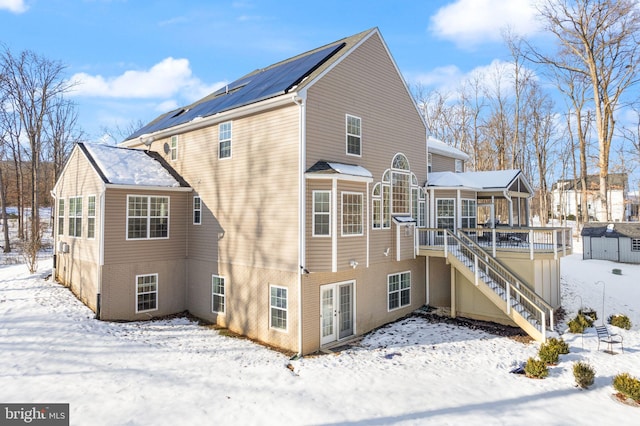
[581, 222, 640, 238]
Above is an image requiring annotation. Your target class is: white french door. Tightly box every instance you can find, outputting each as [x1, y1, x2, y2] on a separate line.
[320, 281, 355, 345]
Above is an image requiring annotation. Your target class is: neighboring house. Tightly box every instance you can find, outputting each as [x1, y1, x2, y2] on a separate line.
[551, 173, 629, 222]
[53, 28, 571, 354]
[581, 222, 640, 264]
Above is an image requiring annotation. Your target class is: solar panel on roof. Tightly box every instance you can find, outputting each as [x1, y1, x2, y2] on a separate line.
[127, 42, 346, 140]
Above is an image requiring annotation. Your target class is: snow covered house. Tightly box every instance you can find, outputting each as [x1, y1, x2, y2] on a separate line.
[551, 173, 629, 222]
[52, 28, 571, 354]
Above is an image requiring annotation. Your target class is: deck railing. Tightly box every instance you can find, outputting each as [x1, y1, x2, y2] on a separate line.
[417, 226, 572, 260]
[442, 230, 554, 338]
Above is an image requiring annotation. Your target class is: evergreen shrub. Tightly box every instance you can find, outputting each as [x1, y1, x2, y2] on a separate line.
[538, 342, 560, 365]
[608, 314, 632, 330]
[568, 313, 593, 333]
[524, 357, 548, 379]
[573, 361, 595, 389]
[547, 337, 570, 354]
[613, 373, 640, 402]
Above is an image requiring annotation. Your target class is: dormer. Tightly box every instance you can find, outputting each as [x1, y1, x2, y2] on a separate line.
[427, 136, 469, 174]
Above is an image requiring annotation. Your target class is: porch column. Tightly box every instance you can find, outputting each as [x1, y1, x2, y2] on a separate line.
[450, 266, 456, 318]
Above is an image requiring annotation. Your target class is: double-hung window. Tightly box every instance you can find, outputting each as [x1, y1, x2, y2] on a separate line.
[193, 196, 202, 225]
[87, 195, 96, 239]
[170, 135, 178, 161]
[212, 275, 225, 313]
[57, 198, 65, 236]
[346, 115, 361, 156]
[388, 271, 411, 311]
[270, 286, 287, 331]
[436, 199, 455, 231]
[68, 196, 82, 238]
[461, 199, 477, 229]
[455, 159, 464, 173]
[136, 274, 158, 313]
[219, 121, 232, 159]
[313, 191, 330, 236]
[127, 195, 169, 239]
[341, 192, 363, 236]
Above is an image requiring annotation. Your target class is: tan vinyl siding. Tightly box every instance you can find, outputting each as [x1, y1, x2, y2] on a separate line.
[336, 181, 367, 270]
[306, 179, 333, 272]
[300, 258, 425, 354]
[147, 105, 300, 273]
[305, 33, 426, 270]
[186, 259, 299, 352]
[430, 153, 456, 173]
[102, 188, 189, 265]
[100, 259, 186, 320]
[428, 256, 451, 307]
[53, 147, 104, 310]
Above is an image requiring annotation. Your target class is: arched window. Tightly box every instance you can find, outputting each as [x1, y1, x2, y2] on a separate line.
[391, 154, 410, 215]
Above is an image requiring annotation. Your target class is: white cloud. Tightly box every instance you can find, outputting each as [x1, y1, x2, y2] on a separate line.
[411, 65, 465, 91]
[430, 0, 541, 47]
[0, 0, 28, 13]
[69, 57, 225, 103]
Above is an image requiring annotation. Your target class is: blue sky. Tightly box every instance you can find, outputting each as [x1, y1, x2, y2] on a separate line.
[1, 0, 545, 142]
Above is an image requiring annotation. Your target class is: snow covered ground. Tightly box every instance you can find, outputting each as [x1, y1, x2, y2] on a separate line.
[1, 244, 639, 425]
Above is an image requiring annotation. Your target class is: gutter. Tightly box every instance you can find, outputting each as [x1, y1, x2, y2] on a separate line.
[119, 94, 298, 149]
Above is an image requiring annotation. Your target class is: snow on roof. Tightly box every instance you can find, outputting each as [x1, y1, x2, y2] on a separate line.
[427, 169, 522, 190]
[427, 136, 469, 161]
[82, 143, 184, 187]
[427, 171, 479, 188]
[306, 161, 373, 178]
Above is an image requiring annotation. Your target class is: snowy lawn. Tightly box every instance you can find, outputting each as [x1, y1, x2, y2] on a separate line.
[1, 247, 639, 425]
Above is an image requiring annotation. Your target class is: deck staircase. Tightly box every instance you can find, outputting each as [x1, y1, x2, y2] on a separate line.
[443, 230, 555, 341]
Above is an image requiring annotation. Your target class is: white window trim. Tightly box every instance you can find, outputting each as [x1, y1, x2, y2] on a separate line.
[126, 195, 170, 241]
[345, 114, 362, 157]
[68, 195, 82, 238]
[269, 285, 288, 332]
[170, 135, 178, 161]
[391, 170, 411, 215]
[341, 191, 364, 237]
[193, 196, 202, 225]
[135, 273, 158, 313]
[632, 238, 640, 252]
[455, 159, 463, 173]
[428, 153, 432, 173]
[387, 271, 411, 312]
[87, 194, 96, 240]
[57, 198, 65, 236]
[461, 199, 477, 229]
[211, 275, 226, 314]
[436, 198, 456, 231]
[312, 190, 331, 237]
[219, 121, 232, 160]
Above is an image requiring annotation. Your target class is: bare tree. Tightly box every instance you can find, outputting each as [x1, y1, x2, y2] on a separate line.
[530, 0, 640, 221]
[1, 47, 74, 272]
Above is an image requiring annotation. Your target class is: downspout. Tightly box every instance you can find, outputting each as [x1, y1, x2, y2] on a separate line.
[97, 188, 106, 319]
[294, 93, 306, 357]
[50, 190, 57, 280]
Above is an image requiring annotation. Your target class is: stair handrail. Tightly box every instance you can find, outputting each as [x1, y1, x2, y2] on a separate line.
[456, 230, 555, 324]
[444, 230, 553, 338]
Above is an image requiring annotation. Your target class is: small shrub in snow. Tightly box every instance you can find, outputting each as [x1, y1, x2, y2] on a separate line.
[546, 337, 570, 355]
[613, 373, 640, 402]
[573, 362, 595, 389]
[524, 357, 548, 379]
[538, 342, 560, 365]
[579, 308, 598, 322]
[568, 313, 593, 333]
[608, 314, 631, 330]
